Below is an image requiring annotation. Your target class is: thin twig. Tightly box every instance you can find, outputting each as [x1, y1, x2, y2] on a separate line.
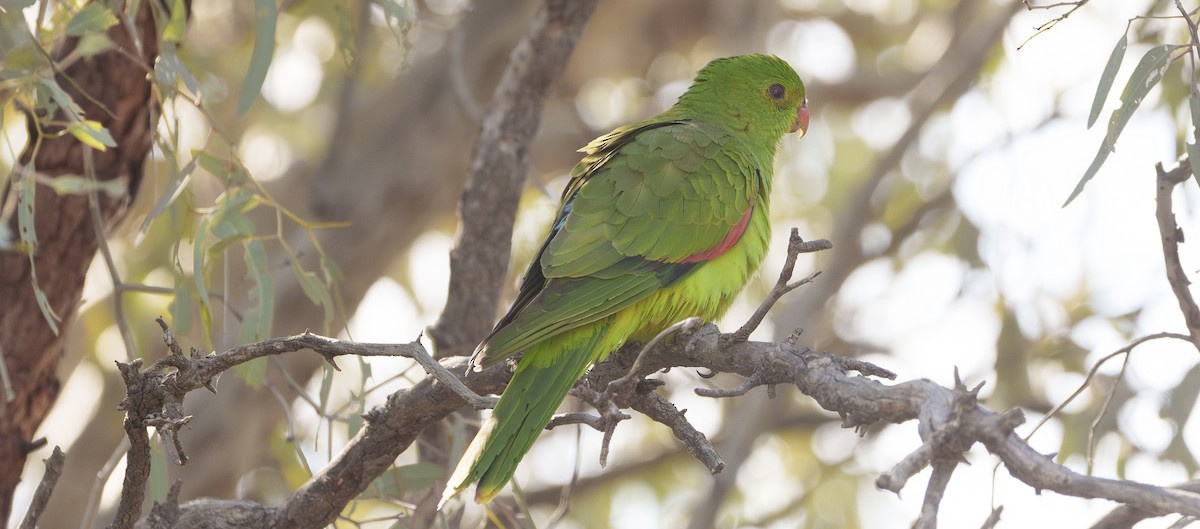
[84, 148, 137, 361]
[546, 412, 605, 431]
[729, 228, 830, 341]
[978, 506, 1004, 529]
[570, 384, 630, 467]
[79, 437, 130, 529]
[1023, 331, 1192, 441]
[1087, 350, 1131, 474]
[18, 446, 65, 529]
[1019, 0, 1090, 48]
[543, 423, 582, 529]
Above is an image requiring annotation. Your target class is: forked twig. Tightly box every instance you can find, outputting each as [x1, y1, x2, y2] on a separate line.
[729, 228, 830, 341]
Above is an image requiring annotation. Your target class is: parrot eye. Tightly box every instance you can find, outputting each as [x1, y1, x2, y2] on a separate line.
[767, 84, 785, 100]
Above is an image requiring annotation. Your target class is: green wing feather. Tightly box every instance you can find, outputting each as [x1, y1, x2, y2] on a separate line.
[472, 119, 761, 368]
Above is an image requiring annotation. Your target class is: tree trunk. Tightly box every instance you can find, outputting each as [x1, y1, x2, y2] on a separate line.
[0, 1, 166, 521]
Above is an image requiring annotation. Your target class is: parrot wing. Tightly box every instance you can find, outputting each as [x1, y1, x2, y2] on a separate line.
[472, 119, 761, 367]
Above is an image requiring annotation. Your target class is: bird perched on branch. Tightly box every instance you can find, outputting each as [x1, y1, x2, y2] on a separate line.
[440, 54, 809, 506]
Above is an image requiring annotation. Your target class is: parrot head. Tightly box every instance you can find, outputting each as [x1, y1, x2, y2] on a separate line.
[676, 54, 809, 143]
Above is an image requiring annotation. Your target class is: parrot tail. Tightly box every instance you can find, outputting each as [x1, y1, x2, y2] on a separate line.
[440, 327, 608, 507]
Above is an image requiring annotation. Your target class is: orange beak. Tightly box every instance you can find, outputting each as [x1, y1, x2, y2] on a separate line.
[792, 103, 810, 138]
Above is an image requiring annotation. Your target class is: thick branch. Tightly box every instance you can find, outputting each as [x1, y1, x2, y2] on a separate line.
[430, 0, 599, 356]
[1154, 156, 1200, 350]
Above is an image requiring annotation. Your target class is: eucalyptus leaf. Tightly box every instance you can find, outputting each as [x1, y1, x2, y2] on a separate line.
[236, 0, 277, 115]
[1088, 33, 1126, 129]
[66, 3, 118, 37]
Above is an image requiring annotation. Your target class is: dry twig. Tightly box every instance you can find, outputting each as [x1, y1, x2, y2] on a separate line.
[17, 446, 64, 529]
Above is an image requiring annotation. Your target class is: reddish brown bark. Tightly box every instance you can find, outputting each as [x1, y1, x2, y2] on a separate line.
[0, 2, 164, 520]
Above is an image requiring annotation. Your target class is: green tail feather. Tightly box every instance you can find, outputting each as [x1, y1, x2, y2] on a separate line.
[441, 328, 606, 506]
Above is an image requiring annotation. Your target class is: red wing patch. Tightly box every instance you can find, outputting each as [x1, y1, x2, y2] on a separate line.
[679, 202, 754, 263]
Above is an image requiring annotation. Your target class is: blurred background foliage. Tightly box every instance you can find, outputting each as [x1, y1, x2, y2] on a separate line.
[5, 0, 1200, 527]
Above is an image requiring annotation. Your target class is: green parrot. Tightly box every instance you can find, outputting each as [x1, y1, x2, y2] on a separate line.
[440, 54, 809, 506]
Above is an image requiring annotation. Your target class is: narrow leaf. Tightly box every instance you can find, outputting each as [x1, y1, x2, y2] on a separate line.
[137, 156, 196, 243]
[243, 239, 274, 340]
[1067, 45, 1182, 206]
[1187, 143, 1200, 189]
[396, 463, 444, 491]
[17, 166, 36, 250]
[318, 366, 334, 410]
[236, 0, 277, 115]
[44, 175, 125, 196]
[66, 120, 116, 150]
[32, 284, 60, 335]
[170, 263, 193, 335]
[157, 43, 200, 95]
[294, 265, 333, 330]
[76, 33, 113, 58]
[193, 216, 213, 328]
[163, 0, 189, 43]
[194, 151, 227, 177]
[1063, 142, 1111, 207]
[36, 79, 84, 119]
[1088, 33, 1126, 129]
[1106, 45, 1181, 151]
[149, 442, 169, 501]
[66, 3, 118, 37]
[332, 3, 357, 67]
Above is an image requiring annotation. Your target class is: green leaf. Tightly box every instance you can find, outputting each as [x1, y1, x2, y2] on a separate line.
[194, 151, 227, 176]
[294, 265, 333, 330]
[39, 79, 85, 120]
[0, 0, 36, 9]
[243, 239, 275, 340]
[193, 216, 213, 332]
[163, 0, 189, 43]
[1065, 44, 1182, 206]
[1187, 143, 1200, 189]
[66, 3, 118, 37]
[66, 120, 117, 150]
[170, 263, 193, 335]
[137, 157, 196, 243]
[17, 167, 36, 250]
[1190, 88, 1200, 189]
[32, 284, 60, 335]
[1063, 142, 1111, 207]
[156, 43, 200, 95]
[236, 0, 277, 115]
[1088, 33, 1126, 129]
[212, 189, 259, 228]
[149, 441, 169, 501]
[321, 255, 343, 282]
[1106, 45, 1181, 151]
[76, 33, 114, 59]
[318, 366, 334, 411]
[347, 410, 363, 438]
[365, 469, 402, 499]
[396, 463, 443, 491]
[44, 175, 126, 196]
[332, 3, 357, 67]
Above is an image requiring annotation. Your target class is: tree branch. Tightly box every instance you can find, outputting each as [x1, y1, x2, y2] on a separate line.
[1155, 156, 1200, 350]
[17, 446, 64, 529]
[430, 0, 600, 356]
